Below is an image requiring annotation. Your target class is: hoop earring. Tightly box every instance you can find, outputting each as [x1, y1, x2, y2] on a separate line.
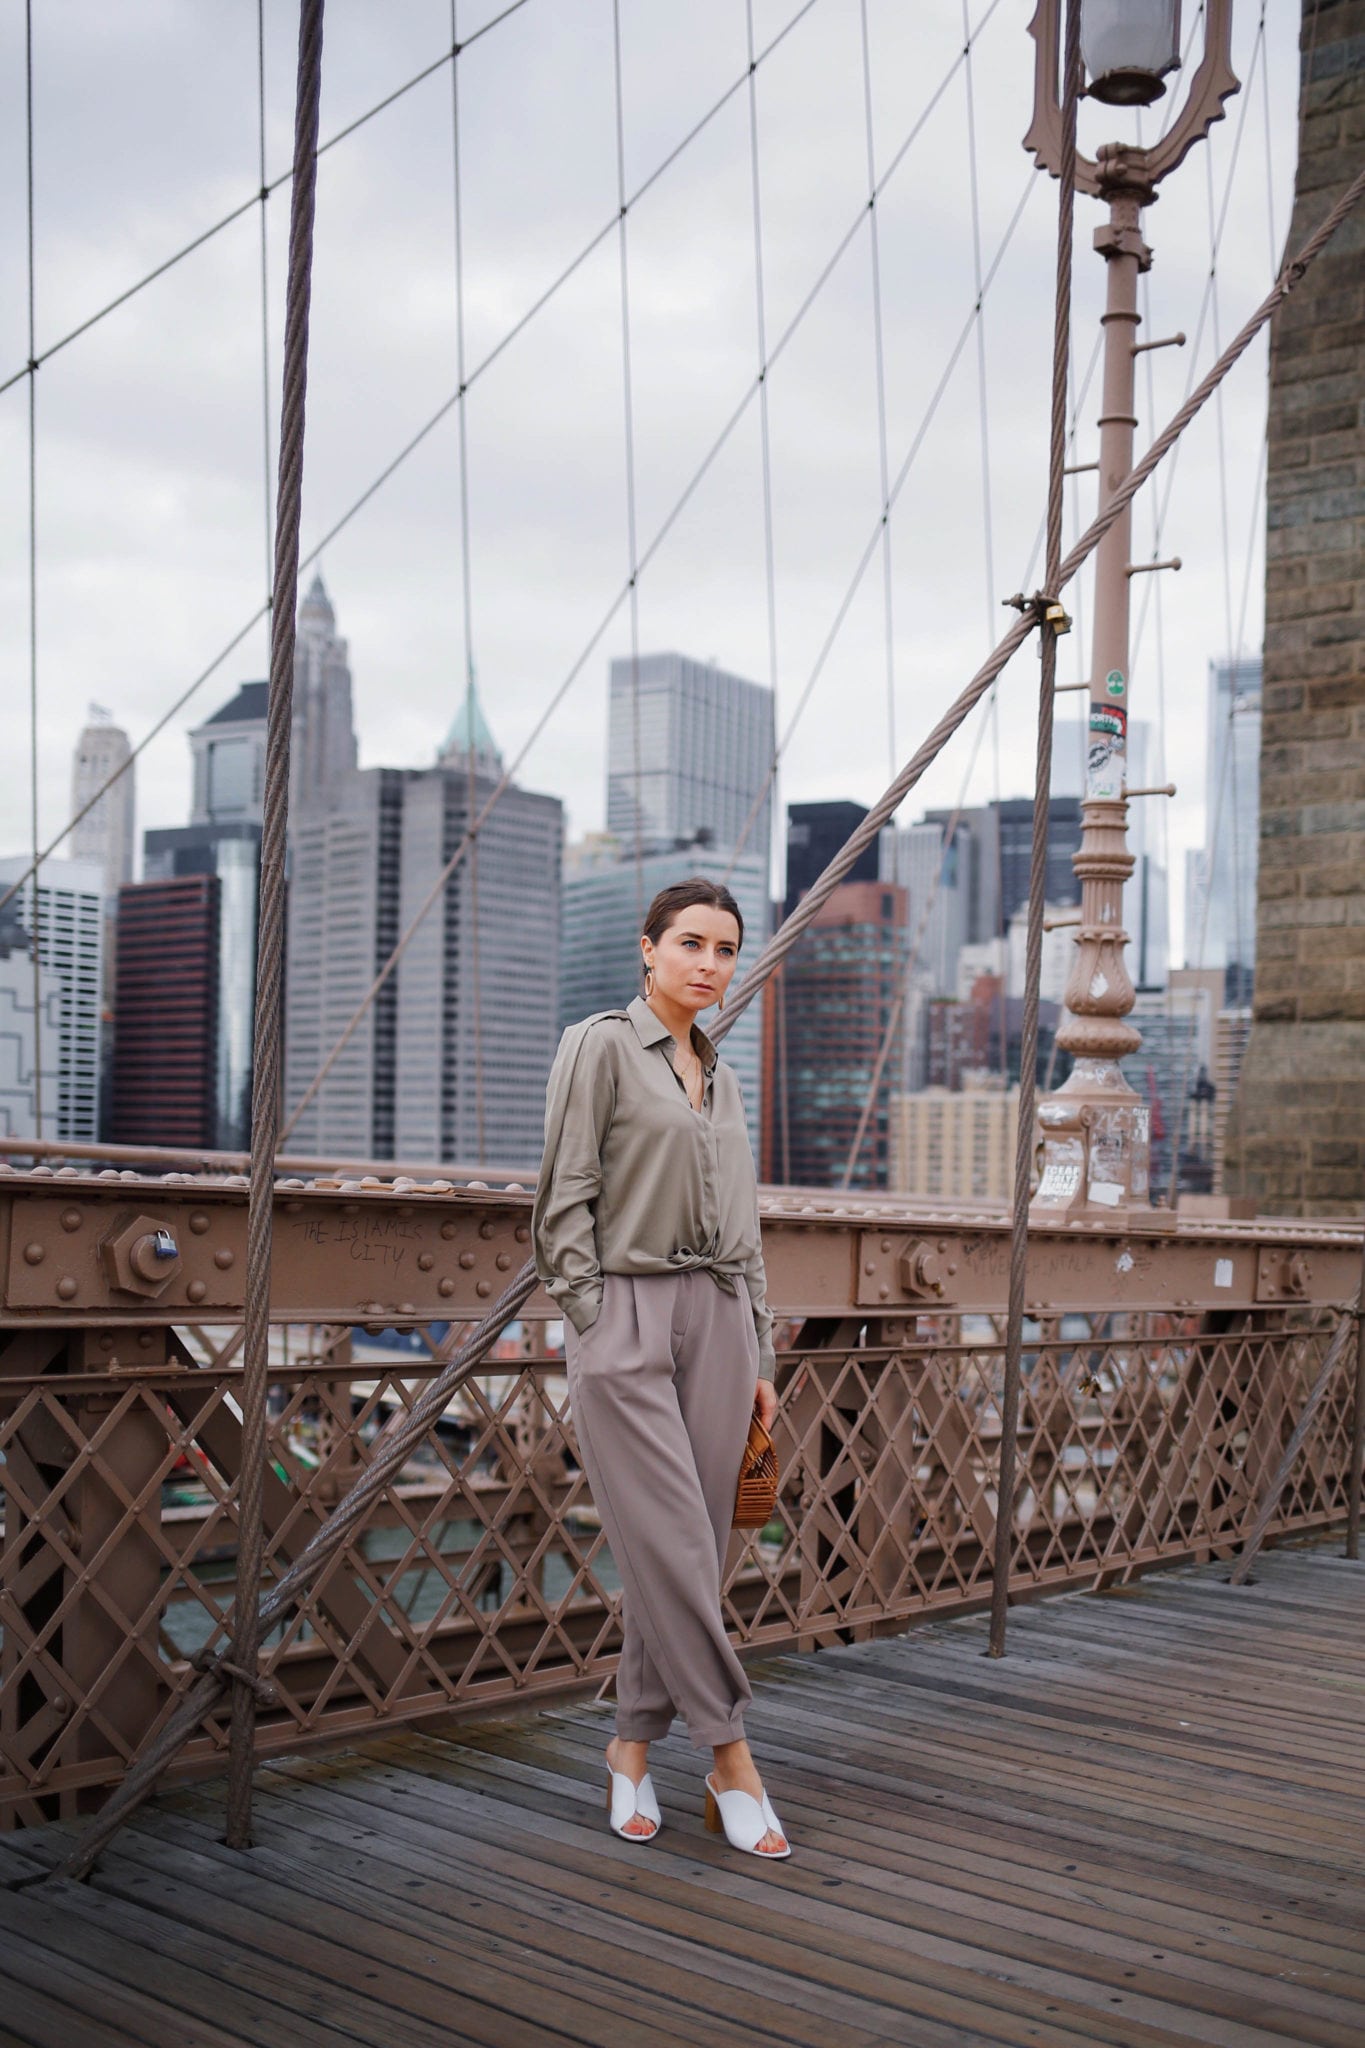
[717, 990, 725, 1012]
[644, 965, 654, 997]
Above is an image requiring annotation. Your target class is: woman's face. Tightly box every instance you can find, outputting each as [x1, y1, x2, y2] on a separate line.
[644, 904, 742, 1014]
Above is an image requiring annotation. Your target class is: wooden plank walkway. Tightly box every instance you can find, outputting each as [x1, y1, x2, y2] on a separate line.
[2, 1545, 1364, 2048]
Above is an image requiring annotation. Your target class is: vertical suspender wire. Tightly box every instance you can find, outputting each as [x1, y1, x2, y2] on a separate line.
[450, 3, 485, 1164]
[745, 0, 782, 1176]
[1133, 221, 1175, 1154]
[257, 0, 274, 609]
[24, 3, 42, 1141]
[858, 0, 895, 786]
[961, 0, 1008, 1089]
[1043, 324, 1105, 1101]
[1204, 137, 1249, 1053]
[225, 0, 326, 1850]
[611, 1, 645, 938]
[1162, 5, 1269, 1201]
[987, 0, 1078, 1661]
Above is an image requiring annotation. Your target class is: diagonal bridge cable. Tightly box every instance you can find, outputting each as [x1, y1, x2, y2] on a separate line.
[48, 145, 1365, 1894]
[225, 0, 326, 1851]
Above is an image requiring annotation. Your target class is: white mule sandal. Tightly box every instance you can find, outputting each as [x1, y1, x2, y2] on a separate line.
[605, 1759, 662, 1842]
[703, 1772, 792, 1858]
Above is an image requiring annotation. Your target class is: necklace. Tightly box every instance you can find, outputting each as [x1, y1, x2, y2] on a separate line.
[672, 1036, 704, 1105]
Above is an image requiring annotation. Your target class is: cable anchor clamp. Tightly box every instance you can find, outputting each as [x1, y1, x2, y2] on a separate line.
[190, 1646, 280, 1707]
[1002, 590, 1070, 637]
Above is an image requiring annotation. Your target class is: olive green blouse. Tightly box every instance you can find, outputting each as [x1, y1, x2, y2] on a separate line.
[532, 995, 775, 1375]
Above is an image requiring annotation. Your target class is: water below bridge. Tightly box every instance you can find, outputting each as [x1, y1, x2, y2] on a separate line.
[2, 1542, 1363, 2047]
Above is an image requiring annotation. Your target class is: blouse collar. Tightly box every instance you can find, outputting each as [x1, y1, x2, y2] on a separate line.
[627, 993, 719, 1074]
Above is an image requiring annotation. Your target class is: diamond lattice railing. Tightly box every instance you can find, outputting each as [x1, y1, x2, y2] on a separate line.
[0, 1302, 1353, 1826]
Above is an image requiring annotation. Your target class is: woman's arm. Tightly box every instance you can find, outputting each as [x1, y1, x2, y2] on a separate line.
[531, 1024, 616, 1335]
[742, 1180, 777, 1385]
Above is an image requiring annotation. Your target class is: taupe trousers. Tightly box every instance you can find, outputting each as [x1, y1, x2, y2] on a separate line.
[565, 1267, 759, 1748]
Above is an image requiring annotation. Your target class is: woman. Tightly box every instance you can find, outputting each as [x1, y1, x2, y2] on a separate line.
[532, 878, 789, 1859]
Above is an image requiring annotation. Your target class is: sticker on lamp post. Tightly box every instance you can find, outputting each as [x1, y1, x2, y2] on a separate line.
[1087, 702, 1126, 799]
[1105, 670, 1125, 698]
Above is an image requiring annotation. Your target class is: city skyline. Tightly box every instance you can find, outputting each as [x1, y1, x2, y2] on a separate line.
[10, 568, 1257, 1187]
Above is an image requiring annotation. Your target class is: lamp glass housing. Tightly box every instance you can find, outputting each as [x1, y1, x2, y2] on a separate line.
[1081, 0, 1181, 106]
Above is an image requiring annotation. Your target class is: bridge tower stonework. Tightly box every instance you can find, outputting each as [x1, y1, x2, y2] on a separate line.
[1228, 0, 1365, 1217]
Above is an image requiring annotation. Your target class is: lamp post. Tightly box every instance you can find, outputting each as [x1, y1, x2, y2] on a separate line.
[1024, 0, 1238, 1221]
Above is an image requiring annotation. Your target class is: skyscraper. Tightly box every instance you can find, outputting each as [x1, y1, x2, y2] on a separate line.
[109, 876, 218, 1147]
[285, 674, 562, 1167]
[70, 708, 135, 898]
[878, 818, 967, 997]
[292, 571, 359, 810]
[134, 580, 364, 1150]
[0, 900, 61, 1140]
[785, 800, 878, 915]
[1184, 655, 1261, 986]
[147, 672, 271, 1152]
[768, 880, 908, 1189]
[0, 857, 103, 1142]
[995, 797, 1083, 927]
[607, 653, 774, 866]
[189, 681, 268, 828]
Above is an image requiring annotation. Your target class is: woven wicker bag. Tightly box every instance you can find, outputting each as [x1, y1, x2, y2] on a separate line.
[733, 1403, 779, 1528]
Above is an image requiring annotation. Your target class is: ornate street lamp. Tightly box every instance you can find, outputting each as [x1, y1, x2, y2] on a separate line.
[1081, 0, 1181, 107]
[1024, 0, 1238, 1223]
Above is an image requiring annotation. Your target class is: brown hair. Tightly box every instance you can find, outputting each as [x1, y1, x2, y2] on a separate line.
[641, 879, 745, 974]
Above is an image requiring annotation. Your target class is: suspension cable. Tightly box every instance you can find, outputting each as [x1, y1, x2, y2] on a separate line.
[611, 0, 645, 935]
[256, 0, 274, 611]
[0, 0, 832, 926]
[224, 0, 326, 1852]
[986, 0, 1079, 1662]
[963, 0, 1010, 1093]
[1158, 6, 1270, 1198]
[24, 2, 42, 1139]
[746, 0, 781, 902]
[859, 0, 895, 784]
[1128, 10, 1266, 668]
[449, 3, 485, 1167]
[0, 0, 533, 402]
[51, 145, 1365, 1888]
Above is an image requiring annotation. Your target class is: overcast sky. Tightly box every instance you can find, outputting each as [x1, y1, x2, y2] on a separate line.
[0, 1, 1300, 961]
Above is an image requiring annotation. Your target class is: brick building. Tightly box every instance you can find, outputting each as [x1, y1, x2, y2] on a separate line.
[110, 876, 218, 1147]
[1227, 0, 1365, 1214]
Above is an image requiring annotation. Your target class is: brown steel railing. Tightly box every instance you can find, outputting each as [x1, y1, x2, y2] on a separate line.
[2, 1171, 1357, 1830]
